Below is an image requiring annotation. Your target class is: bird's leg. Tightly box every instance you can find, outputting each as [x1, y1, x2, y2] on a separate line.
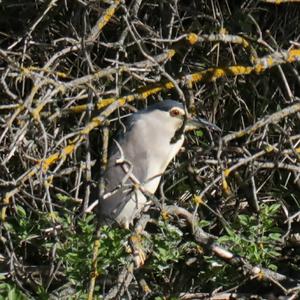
[130, 232, 146, 267]
[129, 214, 151, 268]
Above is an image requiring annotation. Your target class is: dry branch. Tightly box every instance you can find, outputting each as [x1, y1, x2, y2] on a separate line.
[1, 1, 300, 298]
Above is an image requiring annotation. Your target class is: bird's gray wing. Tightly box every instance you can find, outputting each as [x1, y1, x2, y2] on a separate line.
[97, 121, 148, 224]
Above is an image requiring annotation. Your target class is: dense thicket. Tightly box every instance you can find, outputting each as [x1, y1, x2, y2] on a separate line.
[0, 0, 300, 299]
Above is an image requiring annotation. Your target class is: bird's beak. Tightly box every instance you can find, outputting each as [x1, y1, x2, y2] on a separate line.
[185, 116, 221, 132]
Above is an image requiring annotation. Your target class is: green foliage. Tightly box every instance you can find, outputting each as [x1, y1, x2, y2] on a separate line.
[218, 203, 282, 270]
[57, 215, 96, 284]
[150, 220, 183, 272]
[198, 260, 242, 290]
[0, 282, 28, 300]
[97, 225, 130, 272]
[194, 203, 283, 290]
[194, 130, 204, 137]
[56, 215, 129, 293]
[4, 205, 39, 246]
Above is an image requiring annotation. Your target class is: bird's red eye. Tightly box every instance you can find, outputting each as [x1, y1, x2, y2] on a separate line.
[170, 108, 181, 117]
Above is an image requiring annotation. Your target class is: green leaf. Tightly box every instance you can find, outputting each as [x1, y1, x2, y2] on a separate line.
[195, 130, 204, 137]
[16, 205, 26, 217]
[238, 214, 249, 226]
[56, 193, 71, 202]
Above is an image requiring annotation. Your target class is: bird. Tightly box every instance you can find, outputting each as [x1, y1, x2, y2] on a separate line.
[98, 100, 220, 229]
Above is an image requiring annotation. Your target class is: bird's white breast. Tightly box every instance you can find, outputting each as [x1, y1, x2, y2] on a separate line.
[144, 135, 184, 193]
[114, 109, 185, 226]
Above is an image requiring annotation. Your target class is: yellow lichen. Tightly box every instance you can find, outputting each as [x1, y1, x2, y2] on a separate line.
[98, 8, 115, 31]
[96, 98, 114, 109]
[187, 33, 198, 45]
[167, 49, 176, 59]
[255, 63, 264, 73]
[141, 87, 163, 98]
[3, 195, 10, 205]
[190, 72, 203, 82]
[56, 71, 68, 78]
[257, 270, 265, 280]
[229, 65, 252, 75]
[1, 207, 7, 221]
[219, 27, 228, 35]
[32, 104, 45, 120]
[193, 195, 203, 205]
[164, 81, 175, 89]
[222, 178, 231, 194]
[267, 56, 273, 67]
[265, 145, 274, 153]
[212, 68, 226, 80]
[161, 210, 170, 220]
[236, 130, 246, 138]
[63, 144, 75, 155]
[80, 118, 103, 135]
[288, 49, 300, 62]
[42, 153, 59, 172]
[224, 169, 231, 177]
[241, 38, 249, 48]
[70, 104, 89, 113]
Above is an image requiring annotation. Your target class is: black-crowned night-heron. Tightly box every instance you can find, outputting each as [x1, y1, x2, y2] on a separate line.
[99, 100, 219, 228]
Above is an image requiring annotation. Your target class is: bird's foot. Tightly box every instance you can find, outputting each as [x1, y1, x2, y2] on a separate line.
[130, 234, 147, 268]
[133, 247, 146, 267]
